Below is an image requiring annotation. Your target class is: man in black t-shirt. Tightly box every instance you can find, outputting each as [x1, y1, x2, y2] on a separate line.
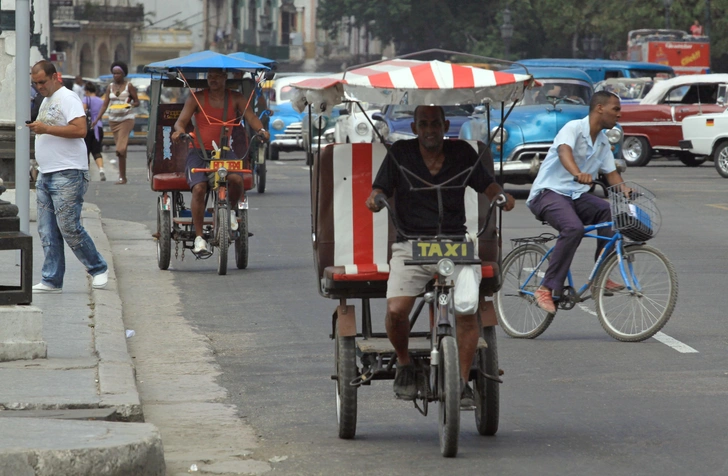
[365, 106, 515, 405]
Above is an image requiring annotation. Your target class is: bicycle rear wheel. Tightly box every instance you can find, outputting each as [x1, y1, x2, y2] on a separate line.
[495, 244, 555, 339]
[595, 244, 678, 342]
[474, 325, 499, 436]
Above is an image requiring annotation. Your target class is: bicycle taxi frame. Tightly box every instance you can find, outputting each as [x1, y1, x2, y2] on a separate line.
[292, 50, 534, 457]
[144, 51, 272, 274]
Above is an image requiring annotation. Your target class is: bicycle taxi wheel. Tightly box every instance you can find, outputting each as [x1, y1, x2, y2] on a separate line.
[256, 144, 267, 193]
[334, 321, 358, 439]
[438, 335, 461, 457]
[156, 196, 172, 270]
[215, 206, 230, 275]
[474, 325, 499, 435]
[234, 209, 249, 269]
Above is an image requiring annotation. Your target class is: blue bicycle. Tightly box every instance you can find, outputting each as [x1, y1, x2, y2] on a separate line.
[495, 181, 678, 342]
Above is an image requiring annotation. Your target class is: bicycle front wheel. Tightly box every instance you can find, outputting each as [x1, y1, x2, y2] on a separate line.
[495, 244, 555, 339]
[438, 335, 460, 458]
[595, 244, 678, 342]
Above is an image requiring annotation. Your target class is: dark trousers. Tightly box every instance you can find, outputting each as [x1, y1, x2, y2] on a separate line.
[527, 190, 613, 293]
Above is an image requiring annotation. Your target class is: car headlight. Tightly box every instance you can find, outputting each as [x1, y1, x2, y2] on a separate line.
[272, 118, 285, 130]
[605, 127, 623, 145]
[311, 114, 328, 131]
[490, 126, 508, 144]
[388, 131, 416, 142]
[437, 258, 455, 277]
[355, 122, 369, 136]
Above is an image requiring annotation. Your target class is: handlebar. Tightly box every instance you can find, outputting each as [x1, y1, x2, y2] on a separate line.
[373, 192, 507, 241]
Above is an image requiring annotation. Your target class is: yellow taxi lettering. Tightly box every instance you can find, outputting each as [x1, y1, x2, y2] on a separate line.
[212, 161, 223, 169]
[444, 243, 460, 256]
[417, 242, 429, 256]
[429, 243, 443, 257]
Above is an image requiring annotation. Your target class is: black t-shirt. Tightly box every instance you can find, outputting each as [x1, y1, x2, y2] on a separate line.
[372, 139, 495, 237]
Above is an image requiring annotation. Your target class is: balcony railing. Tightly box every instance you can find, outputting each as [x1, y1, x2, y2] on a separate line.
[51, 4, 144, 24]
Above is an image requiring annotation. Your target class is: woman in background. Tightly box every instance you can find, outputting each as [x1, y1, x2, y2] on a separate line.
[94, 61, 139, 184]
[83, 82, 106, 181]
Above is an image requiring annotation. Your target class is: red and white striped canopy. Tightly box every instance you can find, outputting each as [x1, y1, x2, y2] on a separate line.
[291, 59, 533, 113]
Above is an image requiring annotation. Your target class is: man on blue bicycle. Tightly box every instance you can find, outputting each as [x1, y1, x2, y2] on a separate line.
[526, 91, 626, 314]
[365, 106, 515, 406]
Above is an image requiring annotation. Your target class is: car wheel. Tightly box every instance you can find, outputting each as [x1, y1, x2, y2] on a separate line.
[269, 144, 279, 161]
[713, 142, 728, 178]
[678, 153, 707, 167]
[621, 136, 652, 167]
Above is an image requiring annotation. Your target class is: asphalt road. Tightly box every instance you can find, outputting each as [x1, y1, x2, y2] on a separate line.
[90, 147, 728, 475]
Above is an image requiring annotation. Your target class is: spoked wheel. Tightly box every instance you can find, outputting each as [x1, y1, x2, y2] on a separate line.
[334, 321, 357, 439]
[474, 326, 499, 436]
[713, 142, 728, 178]
[156, 197, 171, 270]
[216, 207, 230, 275]
[234, 209, 249, 269]
[495, 244, 555, 338]
[438, 335, 460, 458]
[256, 145, 267, 193]
[594, 244, 678, 342]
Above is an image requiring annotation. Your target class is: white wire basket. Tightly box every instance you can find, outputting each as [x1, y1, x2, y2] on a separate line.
[608, 181, 661, 241]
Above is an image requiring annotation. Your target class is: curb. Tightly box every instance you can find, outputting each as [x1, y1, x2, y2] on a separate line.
[82, 204, 144, 422]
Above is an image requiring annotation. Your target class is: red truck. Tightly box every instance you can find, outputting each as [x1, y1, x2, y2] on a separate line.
[627, 29, 710, 75]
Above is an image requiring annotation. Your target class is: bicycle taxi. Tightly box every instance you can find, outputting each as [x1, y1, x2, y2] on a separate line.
[144, 51, 272, 274]
[291, 51, 533, 457]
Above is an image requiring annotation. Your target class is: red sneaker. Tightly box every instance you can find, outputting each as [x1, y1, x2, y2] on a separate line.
[534, 288, 556, 314]
[593, 279, 626, 297]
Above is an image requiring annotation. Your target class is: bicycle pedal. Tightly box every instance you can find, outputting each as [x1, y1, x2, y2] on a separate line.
[248, 232, 254, 237]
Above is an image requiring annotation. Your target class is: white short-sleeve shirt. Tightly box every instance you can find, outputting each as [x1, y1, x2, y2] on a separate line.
[35, 87, 89, 173]
[527, 116, 616, 205]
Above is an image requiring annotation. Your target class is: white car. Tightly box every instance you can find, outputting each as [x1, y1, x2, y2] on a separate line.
[680, 89, 728, 177]
[334, 101, 381, 143]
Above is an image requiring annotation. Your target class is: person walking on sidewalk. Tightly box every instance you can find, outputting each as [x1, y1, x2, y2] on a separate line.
[94, 61, 140, 184]
[27, 60, 109, 294]
[82, 82, 106, 181]
[525, 91, 626, 314]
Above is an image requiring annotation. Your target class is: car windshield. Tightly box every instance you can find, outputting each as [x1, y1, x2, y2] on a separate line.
[627, 69, 675, 80]
[596, 79, 654, 100]
[278, 84, 297, 103]
[520, 80, 592, 106]
[390, 105, 474, 119]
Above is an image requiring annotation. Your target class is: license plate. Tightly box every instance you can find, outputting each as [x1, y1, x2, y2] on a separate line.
[210, 160, 244, 171]
[412, 241, 474, 260]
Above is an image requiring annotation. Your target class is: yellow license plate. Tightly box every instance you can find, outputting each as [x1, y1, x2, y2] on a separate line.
[412, 241, 474, 260]
[210, 160, 244, 171]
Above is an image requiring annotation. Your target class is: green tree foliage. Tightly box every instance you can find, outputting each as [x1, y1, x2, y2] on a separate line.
[318, 0, 728, 72]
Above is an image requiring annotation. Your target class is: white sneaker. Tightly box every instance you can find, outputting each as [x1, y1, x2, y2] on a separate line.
[109, 158, 117, 165]
[193, 236, 210, 255]
[92, 270, 109, 289]
[230, 210, 239, 231]
[32, 282, 62, 294]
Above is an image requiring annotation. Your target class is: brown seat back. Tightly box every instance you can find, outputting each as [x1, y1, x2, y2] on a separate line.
[150, 104, 190, 180]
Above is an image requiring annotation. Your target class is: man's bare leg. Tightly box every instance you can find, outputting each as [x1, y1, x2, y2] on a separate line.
[191, 182, 208, 237]
[456, 313, 479, 384]
[385, 296, 416, 365]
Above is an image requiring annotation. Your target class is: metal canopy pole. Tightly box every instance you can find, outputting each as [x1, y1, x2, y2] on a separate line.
[15, 0, 31, 234]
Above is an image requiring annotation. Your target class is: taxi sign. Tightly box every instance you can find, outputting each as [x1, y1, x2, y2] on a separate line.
[412, 241, 474, 260]
[211, 160, 244, 171]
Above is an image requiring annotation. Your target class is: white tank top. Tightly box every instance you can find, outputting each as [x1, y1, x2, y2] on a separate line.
[108, 81, 135, 122]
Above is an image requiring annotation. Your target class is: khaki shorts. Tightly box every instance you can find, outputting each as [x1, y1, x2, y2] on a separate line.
[387, 241, 481, 302]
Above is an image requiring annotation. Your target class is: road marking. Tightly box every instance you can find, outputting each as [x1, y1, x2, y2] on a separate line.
[578, 304, 697, 352]
[707, 204, 728, 211]
[651, 332, 699, 353]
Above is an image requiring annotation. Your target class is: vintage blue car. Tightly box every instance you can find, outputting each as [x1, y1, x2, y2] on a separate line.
[458, 67, 624, 185]
[371, 104, 475, 144]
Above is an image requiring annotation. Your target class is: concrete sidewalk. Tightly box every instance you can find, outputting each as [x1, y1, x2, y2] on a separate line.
[0, 192, 165, 475]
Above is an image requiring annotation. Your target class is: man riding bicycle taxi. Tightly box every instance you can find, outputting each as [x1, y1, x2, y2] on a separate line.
[172, 68, 270, 256]
[526, 90, 627, 314]
[365, 105, 516, 406]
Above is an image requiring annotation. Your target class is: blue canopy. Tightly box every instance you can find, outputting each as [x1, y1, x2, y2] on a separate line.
[144, 50, 269, 72]
[227, 52, 276, 65]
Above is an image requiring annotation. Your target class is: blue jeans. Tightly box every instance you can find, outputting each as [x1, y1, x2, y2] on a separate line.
[36, 169, 107, 289]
